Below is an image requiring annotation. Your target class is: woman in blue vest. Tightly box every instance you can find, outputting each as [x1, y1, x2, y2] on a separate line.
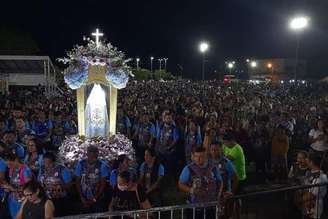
[138, 148, 164, 207]
[110, 154, 137, 188]
[24, 138, 44, 176]
[2, 153, 32, 219]
[38, 152, 72, 217]
[184, 120, 202, 164]
[132, 112, 156, 163]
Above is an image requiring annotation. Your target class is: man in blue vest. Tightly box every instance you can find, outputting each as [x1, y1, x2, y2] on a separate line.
[75, 146, 109, 214]
[179, 146, 223, 218]
[209, 141, 238, 196]
[31, 110, 53, 144]
[155, 112, 179, 176]
[1, 131, 25, 160]
[132, 112, 156, 162]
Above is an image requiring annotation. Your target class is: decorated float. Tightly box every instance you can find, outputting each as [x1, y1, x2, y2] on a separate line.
[57, 29, 135, 166]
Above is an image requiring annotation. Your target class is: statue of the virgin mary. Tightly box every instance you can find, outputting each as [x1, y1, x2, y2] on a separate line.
[85, 83, 109, 138]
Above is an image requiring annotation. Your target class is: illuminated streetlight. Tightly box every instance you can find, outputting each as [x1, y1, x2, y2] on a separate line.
[267, 63, 273, 74]
[290, 16, 309, 30]
[163, 58, 168, 71]
[136, 58, 140, 70]
[150, 57, 154, 72]
[227, 62, 234, 74]
[199, 42, 209, 80]
[289, 16, 309, 80]
[250, 61, 257, 68]
[158, 59, 163, 71]
[199, 42, 209, 53]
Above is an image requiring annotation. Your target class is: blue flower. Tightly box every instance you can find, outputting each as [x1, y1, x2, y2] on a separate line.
[105, 68, 129, 89]
[64, 63, 89, 89]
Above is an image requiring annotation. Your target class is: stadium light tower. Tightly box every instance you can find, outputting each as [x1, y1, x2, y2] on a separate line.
[199, 42, 209, 80]
[227, 62, 234, 74]
[250, 61, 257, 68]
[289, 16, 309, 80]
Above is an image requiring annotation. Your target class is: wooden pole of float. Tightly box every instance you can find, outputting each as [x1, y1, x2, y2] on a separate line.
[76, 87, 86, 136]
[109, 85, 117, 136]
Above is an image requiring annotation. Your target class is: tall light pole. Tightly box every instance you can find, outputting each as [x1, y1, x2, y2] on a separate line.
[227, 62, 234, 74]
[158, 58, 163, 79]
[163, 58, 168, 71]
[249, 61, 257, 77]
[136, 58, 140, 70]
[150, 57, 154, 72]
[289, 16, 309, 80]
[199, 42, 209, 80]
[250, 61, 257, 68]
[158, 59, 163, 71]
[267, 63, 274, 74]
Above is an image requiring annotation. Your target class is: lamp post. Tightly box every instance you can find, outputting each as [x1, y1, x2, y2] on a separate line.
[227, 62, 234, 74]
[136, 58, 140, 70]
[289, 16, 309, 80]
[248, 61, 257, 77]
[267, 63, 273, 74]
[158, 59, 163, 71]
[158, 59, 163, 78]
[199, 42, 209, 80]
[250, 61, 257, 68]
[163, 58, 168, 71]
[150, 57, 154, 72]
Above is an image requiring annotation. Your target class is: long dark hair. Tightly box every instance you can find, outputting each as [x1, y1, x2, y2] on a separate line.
[144, 148, 161, 185]
[113, 154, 128, 170]
[26, 138, 44, 155]
[145, 148, 156, 159]
[23, 181, 46, 199]
[4, 152, 23, 164]
[118, 170, 131, 183]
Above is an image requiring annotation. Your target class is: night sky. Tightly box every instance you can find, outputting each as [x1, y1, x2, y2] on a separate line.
[1, 0, 328, 78]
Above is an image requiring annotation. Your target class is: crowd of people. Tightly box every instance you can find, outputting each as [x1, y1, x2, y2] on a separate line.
[0, 80, 327, 219]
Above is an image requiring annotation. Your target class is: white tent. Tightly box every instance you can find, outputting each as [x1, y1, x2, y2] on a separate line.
[0, 55, 57, 95]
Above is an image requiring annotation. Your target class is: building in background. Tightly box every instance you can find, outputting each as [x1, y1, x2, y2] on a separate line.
[248, 58, 307, 81]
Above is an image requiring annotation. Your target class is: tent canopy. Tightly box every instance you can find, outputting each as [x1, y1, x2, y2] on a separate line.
[0, 55, 51, 74]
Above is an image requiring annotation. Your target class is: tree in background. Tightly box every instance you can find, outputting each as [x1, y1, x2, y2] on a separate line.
[132, 68, 152, 80]
[153, 70, 174, 80]
[132, 68, 175, 81]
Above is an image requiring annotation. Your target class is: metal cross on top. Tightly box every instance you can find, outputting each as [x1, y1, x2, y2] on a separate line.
[92, 28, 104, 48]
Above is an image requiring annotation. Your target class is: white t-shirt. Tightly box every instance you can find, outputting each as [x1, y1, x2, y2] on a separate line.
[304, 171, 328, 219]
[308, 129, 328, 152]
